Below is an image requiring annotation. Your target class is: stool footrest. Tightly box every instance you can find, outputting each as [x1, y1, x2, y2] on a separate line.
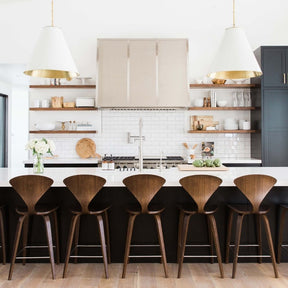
[130, 244, 160, 247]
[184, 255, 218, 258]
[16, 256, 51, 259]
[129, 255, 161, 258]
[70, 255, 103, 258]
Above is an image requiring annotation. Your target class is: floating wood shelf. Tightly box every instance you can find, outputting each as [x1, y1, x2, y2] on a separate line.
[187, 130, 257, 134]
[29, 85, 96, 89]
[189, 84, 258, 89]
[30, 107, 97, 111]
[188, 107, 256, 111]
[29, 130, 97, 134]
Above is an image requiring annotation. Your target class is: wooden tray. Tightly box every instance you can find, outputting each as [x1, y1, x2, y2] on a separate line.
[178, 164, 229, 171]
[76, 138, 101, 158]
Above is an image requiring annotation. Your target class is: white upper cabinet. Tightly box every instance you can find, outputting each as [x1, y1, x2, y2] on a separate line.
[97, 39, 189, 108]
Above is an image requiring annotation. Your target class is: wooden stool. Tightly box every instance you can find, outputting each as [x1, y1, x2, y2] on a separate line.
[0, 206, 6, 265]
[225, 174, 278, 278]
[177, 175, 224, 278]
[277, 204, 288, 263]
[63, 175, 110, 278]
[9, 175, 59, 280]
[122, 174, 168, 278]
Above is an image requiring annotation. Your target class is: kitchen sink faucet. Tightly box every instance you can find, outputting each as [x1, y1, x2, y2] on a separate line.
[128, 118, 145, 172]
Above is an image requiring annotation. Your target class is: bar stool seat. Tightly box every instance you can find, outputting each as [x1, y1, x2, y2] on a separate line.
[8, 175, 60, 280]
[122, 174, 168, 278]
[63, 174, 110, 279]
[225, 174, 278, 278]
[177, 175, 224, 279]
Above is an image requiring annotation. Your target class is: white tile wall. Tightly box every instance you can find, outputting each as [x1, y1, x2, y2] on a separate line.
[30, 109, 251, 160]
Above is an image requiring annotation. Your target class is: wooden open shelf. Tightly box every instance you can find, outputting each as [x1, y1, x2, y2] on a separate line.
[188, 130, 257, 134]
[29, 85, 96, 89]
[30, 107, 97, 111]
[189, 84, 258, 89]
[188, 107, 256, 111]
[29, 130, 97, 134]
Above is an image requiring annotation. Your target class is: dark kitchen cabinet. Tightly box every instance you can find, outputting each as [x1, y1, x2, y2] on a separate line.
[252, 46, 288, 166]
[262, 48, 288, 87]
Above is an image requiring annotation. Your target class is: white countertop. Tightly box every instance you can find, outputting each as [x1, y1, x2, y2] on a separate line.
[23, 158, 260, 165]
[0, 167, 287, 187]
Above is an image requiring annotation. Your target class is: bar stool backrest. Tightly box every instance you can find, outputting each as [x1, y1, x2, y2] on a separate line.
[123, 174, 166, 213]
[179, 175, 222, 213]
[63, 175, 106, 214]
[9, 175, 54, 214]
[234, 174, 277, 213]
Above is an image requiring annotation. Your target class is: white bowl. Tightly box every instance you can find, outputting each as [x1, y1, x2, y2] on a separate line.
[35, 123, 55, 130]
[217, 100, 227, 107]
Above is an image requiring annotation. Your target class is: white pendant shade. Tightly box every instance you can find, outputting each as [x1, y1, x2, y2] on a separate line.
[24, 26, 79, 80]
[207, 27, 262, 80]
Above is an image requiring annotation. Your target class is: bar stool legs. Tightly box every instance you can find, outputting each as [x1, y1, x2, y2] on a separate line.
[277, 205, 288, 263]
[226, 211, 278, 279]
[0, 207, 6, 265]
[122, 214, 136, 278]
[63, 213, 109, 279]
[154, 214, 168, 278]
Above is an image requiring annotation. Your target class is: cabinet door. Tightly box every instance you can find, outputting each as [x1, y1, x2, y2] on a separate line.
[262, 89, 288, 166]
[157, 39, 189, 107]
[262, 48, 287, 87]
[128, 40, 157, 107]
[97, 39, 128, 107]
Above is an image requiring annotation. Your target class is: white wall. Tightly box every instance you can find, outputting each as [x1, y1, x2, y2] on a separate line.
[0, 0, 288, 80]
[1, 0, 287, 164]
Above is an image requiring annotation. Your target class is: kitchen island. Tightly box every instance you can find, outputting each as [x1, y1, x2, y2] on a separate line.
[0, 167, 288, 263]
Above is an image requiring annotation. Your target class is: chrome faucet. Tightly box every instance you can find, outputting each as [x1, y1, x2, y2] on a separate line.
[128, 118, 145, 172]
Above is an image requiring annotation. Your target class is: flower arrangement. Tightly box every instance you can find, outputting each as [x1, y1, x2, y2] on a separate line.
[26, 138, 55, 156]
[25, 138, 56, 173]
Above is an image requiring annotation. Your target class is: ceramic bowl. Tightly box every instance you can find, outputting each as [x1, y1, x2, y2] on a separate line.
[217, 100, 227, 107]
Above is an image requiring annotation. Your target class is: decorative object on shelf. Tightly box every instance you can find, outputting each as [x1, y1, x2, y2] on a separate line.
[212, 79, 226, 84]
[216, 100, 227, 107]
[63, 102, 75, 108]
[25, 138, 55, 173]
[196, 121, 204, 131]
[76, 138, 101, 159]
[23, 0, 79, 80]
[191, 115, 218, 130]
[202, 142, 214, 157]
[207, 0, 262, 80]
[51, 96, 63, 108]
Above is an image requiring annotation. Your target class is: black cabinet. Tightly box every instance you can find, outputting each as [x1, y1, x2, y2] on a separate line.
[262, 48, 288, 87]
[252, 46, 288, 166]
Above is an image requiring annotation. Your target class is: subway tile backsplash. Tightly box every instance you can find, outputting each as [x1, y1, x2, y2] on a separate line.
[31, 109, 252, 160]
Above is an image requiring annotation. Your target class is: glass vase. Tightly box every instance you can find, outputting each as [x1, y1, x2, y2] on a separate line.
[33, 154, 44, 174]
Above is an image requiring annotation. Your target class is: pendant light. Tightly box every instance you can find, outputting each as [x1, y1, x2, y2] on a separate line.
[24, 0, 79, 80]
[207, 0, 262, 80]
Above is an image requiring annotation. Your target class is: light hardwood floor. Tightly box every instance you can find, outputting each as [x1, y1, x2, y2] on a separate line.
[1, 263, 288, 288]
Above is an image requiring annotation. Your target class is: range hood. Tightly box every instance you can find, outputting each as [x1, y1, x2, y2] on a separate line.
[96, 39, 189, 108]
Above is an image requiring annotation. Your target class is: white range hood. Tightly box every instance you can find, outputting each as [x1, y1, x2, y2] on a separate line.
[96, 39, 189, 108]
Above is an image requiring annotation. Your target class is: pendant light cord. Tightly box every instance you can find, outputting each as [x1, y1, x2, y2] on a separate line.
[233, 0, 235, 27]
[51, 0, 54, 26]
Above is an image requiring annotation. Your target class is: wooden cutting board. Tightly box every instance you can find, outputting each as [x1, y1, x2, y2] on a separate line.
[178, 164, 229, 171]
[76, 138, 101, 158]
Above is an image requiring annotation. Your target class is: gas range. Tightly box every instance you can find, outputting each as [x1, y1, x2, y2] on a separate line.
[101, 155, 185, 170]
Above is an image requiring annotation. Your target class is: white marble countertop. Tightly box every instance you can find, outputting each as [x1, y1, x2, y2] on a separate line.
[0, 167, 287, 187]
[23, 157, 260, 165]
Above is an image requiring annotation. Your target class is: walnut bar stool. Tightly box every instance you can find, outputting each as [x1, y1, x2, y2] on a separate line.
[225, 174, 278, 278]
[122, 174, 168, 278]
[63, 175, 110, 279]
[277, 204, 288, 263]
[0, 206, 6, 265]
[177, 175, 224, 278]
[9, 175, 60, 280]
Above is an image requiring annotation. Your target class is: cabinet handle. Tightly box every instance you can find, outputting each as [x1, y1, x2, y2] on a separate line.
[284, 73, 286, 84]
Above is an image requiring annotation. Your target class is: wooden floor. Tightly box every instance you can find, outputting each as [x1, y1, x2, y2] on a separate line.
[1, 263, 288, 288]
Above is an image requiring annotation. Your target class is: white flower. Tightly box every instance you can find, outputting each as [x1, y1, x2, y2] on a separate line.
[26, 138, 56, 156]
